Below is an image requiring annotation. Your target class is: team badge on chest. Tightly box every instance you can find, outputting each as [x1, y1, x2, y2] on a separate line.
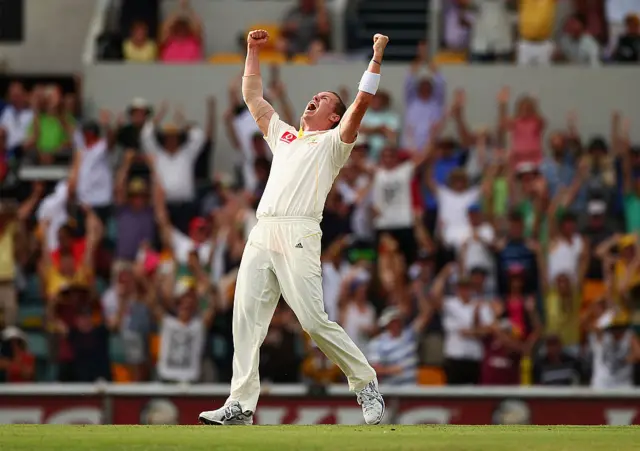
[280, 131, 297, 144]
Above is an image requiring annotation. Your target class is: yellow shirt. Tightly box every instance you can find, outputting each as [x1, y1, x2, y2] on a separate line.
[0, 222, 16, 281]
[45, 265, 91, 299]
[123, 40, 157, 62]
[614, 260, 640, 312]
[519, 0, 556, 41]
[545, 290, 581, 347]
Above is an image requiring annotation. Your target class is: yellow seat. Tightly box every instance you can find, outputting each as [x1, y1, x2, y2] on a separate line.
[433, 51, 468, 65]
[417, 366, 446, 385]
[292, 54, 311, 65]
[209, 52, 243, 64]
[259, 51, 286, 64]
[150, 333, 161, 364]
[247, 23, 281, 51]
[112, 363, 133, 383]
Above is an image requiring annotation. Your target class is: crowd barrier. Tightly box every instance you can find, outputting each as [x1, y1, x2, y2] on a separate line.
[1, 384, 639, 425]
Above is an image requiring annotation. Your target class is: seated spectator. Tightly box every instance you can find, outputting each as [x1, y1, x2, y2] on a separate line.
[0, 82, 33, 158]
[469, 0, 514, 62]
[151, 277, 215, 383]
[359, 91, 400, 162]
[113, 153, 157, 263]
[498, 87, 545, 169]
[279, 0, 331, 56]
[25, 85, 75, 164]
[0, 326, 35, 382]
[532, 335, 582, 385]
[141, 117, 205, 232]
[555, 15, 601, 66]
[612, 13, 640, 63]
[123, 21, 157, 62]
[260, 303, 303, 383]
[443, 0, 473, 51]
[159, 0, 203, 63]
[517, 0, 556, 66]
[368, 301, 431, 386]
[402, 42, 446, 151]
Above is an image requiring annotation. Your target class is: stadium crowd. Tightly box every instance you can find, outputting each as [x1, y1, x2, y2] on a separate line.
[1, 0, 640, 390]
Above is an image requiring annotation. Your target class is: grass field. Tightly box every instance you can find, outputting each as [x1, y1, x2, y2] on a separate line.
[1, 425, 639, 451]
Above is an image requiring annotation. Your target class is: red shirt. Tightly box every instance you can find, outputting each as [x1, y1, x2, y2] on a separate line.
[6, 351, 35, 382]
[51, 239, 86, 269]
[480, 335, 521, 385]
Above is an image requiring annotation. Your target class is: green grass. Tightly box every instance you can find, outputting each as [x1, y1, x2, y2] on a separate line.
[0, 425, 639, 451]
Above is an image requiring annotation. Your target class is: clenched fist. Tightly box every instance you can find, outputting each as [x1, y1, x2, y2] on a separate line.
[247, 29, 269, 49]
[373, 34, 389, 54]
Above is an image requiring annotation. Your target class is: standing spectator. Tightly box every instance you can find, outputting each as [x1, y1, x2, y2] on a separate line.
[279, 0, 331, 56]
[0, 327, 35, 382]
[141, 115, 205, 232]
[368, 300, 431, 385]
[546, 210, 587, 287]
[582, 200, 615, 306]
[66, 305, 112, 382]
[152, 277, 215, 383]
[159, 0, 204, 63]
[532, 335, 582, 385]
[540, 122, 580, 200]
[359, 92, 400, 162]
[469, 0, 514, 62]
[123, 21, 158, 62]
[583, 137, 617, 209]
[321, 236, 351, 323]
[0, 82, 33, 158]
[402, 42, 446, 151]
[517, 0, 556, 65]
[0, 203, 23, 327]
[543, 271, 582, 352]
[459, 204, 497, 290]
[480, 318, 525, 385]
[498, 87, 545, 169]
[612, 13, 640, 63]
[336, 153, 374, 245]
[117, 98, 154, 154]
[338, 273, 376, 354]
[556, 15, 602, 66]
[622, 134, 640, 233]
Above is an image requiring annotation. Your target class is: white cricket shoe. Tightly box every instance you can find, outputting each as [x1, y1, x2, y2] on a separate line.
[198, 401, 253, 425]
[357, 380, 385, 425]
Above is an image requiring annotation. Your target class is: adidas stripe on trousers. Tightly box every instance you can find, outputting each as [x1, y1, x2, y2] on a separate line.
[227, 217, 377, 412]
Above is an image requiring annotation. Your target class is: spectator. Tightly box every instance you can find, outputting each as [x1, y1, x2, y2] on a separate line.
[501, 264, 540, 338]
[0, 201, 29, 327]
[517, 0, 556, 65]
[0, 326, 35, 382]
[621, 136, 640, 233]
[583, 137, 617, 209]
[321, 236, 352, 323]
[359, 91, 400, 162]
[301, 342, 342, 386]
[0, 82, 33, 158]
[279, 0, 331, 56]
[66, 304, 112, 382]
[498, 87, 545, 169]
[338, 271, 375, 354]
[159, 0, 204, 63]
[459, 203, 497, 290]
[540, 120, 580, 200]
[117, 98, 154, 154]
[543, 272, 582, 352]
[123, 21, 158, 62]
[469, 0, 514, 61]
[26, 85, 75, 164]
[546, 210, 587, 287]
[260, 303, 303, 383]
[368, 299, 431, 385]
[402, 42, 446, 151]
[444, 0, 473, 51]
[153, 277, 215, 383]
[113, 152, 157, 263]
[607, 3, 640, 56]
[582, 200, 615, 306]
[532, 335, 582, 385]
[141, 114, 205, 232]
[612, 13, 640, 63]
[101, 263, 152, 381]
[480, 318, 525, 385]
[37, 181, 71, 252]
[555, 15, 602, 66]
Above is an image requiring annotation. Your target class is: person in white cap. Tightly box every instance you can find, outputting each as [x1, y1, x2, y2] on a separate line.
[199, 29, 389, 426]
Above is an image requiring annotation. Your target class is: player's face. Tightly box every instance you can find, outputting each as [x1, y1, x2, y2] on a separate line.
[303, 91, 339, 129]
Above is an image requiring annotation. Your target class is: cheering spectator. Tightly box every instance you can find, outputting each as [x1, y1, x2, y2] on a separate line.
[540, 122, 580, 200]
[0, 327, 35, 382]
[582, 200, 615, 306]
[123, 21, 158, 63]
[0, 82, 33, 157]
[459, 203, 497, 289]
[582, 137, 617, 209]
[542, 271, 582, 352]
[336, 150, 375, 245]
[612, 13, 640, 63]
[159, 0, 204, 63]
[480, 318, 526, 386]
[321, 236, 351, 323]
[279, 0, 331, 56]
[469, 0, 514, 62]
[532, 335, 582, 385]
[141, 110, 205, 232]
[359, 91, 400, 162]
[338, 271, 375, 354]
[402, 42, 446, 151]
[116, 98, 154, 154]
[555, 15, 602, 66]
[517, 0, 556, 65]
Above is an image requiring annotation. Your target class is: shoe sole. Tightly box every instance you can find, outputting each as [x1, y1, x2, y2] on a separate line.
[198, 415, 223, 426]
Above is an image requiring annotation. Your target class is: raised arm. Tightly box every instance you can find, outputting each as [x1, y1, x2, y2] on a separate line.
[339, 34, 389, 144]
[242, 30, 277, 136]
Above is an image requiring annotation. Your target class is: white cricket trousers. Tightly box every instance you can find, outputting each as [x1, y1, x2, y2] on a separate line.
[226, 216, 377, 412]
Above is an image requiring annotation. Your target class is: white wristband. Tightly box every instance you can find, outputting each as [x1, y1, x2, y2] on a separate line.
[358, 71, 381, 95]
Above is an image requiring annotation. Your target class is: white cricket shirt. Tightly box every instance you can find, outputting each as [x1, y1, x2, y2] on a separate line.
[257, 113, 355, 221]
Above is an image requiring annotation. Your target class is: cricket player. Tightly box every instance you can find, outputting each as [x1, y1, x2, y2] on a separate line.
[199, 29, 389, 426]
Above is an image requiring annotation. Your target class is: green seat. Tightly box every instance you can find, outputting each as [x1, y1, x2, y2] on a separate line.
[109, 334, 127, 364]
[24, 274, 43, 304]
[25, 332, 48, 359]
[18, 305, 45, 330]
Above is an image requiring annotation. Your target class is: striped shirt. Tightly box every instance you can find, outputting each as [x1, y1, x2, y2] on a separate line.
[368, 327, 418, 385]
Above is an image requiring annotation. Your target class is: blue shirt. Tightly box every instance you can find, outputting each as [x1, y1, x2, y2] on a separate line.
[422, 150, 466, 209]
[369, 327, 418, 385]
[402, 72, 446, 150]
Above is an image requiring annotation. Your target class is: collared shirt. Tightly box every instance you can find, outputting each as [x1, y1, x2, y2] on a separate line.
[402, 72, 446, 150]
[76, 137, 113, 207]
[369, 328, 418, 385]
[0, 105, 34, 150]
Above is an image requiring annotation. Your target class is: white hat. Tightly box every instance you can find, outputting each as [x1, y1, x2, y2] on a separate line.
[2, 326, 26, 342]
[129, 97, 150, 110]
[587, 200, 606, 215]
[174, 277, 196, 298]
[515, 162, 539, 175]
[378, 307, 402, 328]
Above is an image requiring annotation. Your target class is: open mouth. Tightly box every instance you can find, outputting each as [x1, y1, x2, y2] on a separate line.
[306, 102, 317, 112]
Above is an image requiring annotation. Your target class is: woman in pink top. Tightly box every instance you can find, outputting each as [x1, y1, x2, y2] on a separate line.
[498, 87, 546, 169]
[159, 0, 204, 63]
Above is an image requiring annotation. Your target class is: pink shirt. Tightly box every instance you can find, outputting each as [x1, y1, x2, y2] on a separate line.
[509, 117, 543, 168]
[160, 37, 202, 63]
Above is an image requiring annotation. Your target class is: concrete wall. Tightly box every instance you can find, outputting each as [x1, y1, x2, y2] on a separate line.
[82, 63, 640, 171]
[0, 0, 98, 73]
